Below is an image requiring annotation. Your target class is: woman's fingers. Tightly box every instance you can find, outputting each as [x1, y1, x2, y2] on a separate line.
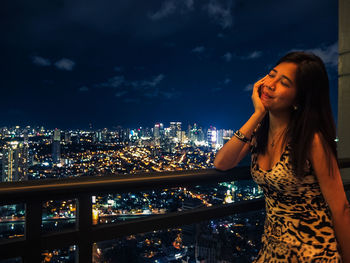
[252, 75, 268, 114]
[253, 75, 267, 97]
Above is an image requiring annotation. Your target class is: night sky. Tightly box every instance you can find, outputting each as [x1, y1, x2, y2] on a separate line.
[1, 0, 338, 130]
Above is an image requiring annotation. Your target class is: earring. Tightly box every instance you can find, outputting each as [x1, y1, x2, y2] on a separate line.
[293, 105, 298, 111]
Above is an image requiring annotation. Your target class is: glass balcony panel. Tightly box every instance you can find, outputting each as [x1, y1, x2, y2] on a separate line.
[41, 245, 77, 263]
[93, 209, 265, 262]
[0, 258, 22, 263]
[42, 199, 76, 234]
[92, 180, 263, 225]
[0, 204, 25, 241]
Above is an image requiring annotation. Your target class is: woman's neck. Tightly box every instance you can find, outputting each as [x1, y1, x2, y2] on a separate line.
[268, 110, 291, 134]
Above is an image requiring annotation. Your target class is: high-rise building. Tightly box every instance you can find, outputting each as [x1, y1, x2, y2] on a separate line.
[170, 122, 182, 138]
[2, 141, 28, 182]
[176, 122, 182, 134]
[94, 131, 102, 143]
[154, 123, 161, 138]
[64, 132, 72, 144]
[23, 129, 29, 144]
[170, 122, 177, 137]
[207, 126, 217, 147]
[52, 128, 61, 164]
[217, 129, 224, 146]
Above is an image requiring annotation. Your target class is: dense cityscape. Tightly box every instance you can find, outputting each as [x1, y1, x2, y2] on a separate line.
[0, 122, 264, 262]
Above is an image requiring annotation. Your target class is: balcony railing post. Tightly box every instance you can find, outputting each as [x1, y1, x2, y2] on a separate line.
[77, 194, 93, 263]
[24, 200, 42, 263]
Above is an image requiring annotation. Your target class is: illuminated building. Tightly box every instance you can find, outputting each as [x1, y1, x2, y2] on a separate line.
[64, 132, 72, 144]
[217, 129, 224, 146]
[2, 141, 28, 182]
[23, 129, 29, 144]
[170, 122, 177, 137]
[52, 128, 61, 164]
[207, 126, 217, 148]
[94, 131, 102, 143]
[176, 122, 182, 134]
[154, 123, 160, 138]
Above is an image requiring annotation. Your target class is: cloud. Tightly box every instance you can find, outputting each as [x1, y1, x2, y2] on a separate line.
[287, 42, 338, 68]
[79, 86, 89, 92]
[32, 56, 51, 66]
[217, 33, 225, 38]
[149, 0, 194, 20]
[115, 91, 128, 97]
[217, 78, 231, 87]
[204, 0, 234, 29]
[114, 66, 123, 72]
[244, 83, 254, 91]
[223, 78, 231, 85]
[99, 76, 125, 88]
[123, 98, 140, 103]
[54, 58, 76, 71]
[160, 88, 181, 99]
[222, 52, 232, 62]
[140, 74, 165, 88]
[212, 87, 223, 92]
[192, 46, 206, 53]
[95, 73, 177, 100]
[149, 1, 177, 20]
[184, 0, 194, 9]
[144, 88, 160, 98]
[245, 51, 263, 60]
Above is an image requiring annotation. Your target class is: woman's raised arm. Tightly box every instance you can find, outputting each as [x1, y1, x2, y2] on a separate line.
[214, 75, 268, 171]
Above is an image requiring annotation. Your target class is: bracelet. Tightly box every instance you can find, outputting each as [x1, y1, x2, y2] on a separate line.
[234, 130, 251, 143]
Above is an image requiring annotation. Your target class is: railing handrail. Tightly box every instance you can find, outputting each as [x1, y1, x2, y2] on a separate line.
[1, 158, 349, 204]
[0, 166, 252, 205]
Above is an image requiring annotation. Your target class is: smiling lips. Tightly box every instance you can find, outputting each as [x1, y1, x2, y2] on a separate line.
[261, 91, 273, 100]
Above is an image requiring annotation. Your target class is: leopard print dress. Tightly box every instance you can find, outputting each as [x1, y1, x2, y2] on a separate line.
[250, 142, 342, 262]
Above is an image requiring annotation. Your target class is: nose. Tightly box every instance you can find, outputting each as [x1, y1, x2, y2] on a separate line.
[264, 78, 278, 91]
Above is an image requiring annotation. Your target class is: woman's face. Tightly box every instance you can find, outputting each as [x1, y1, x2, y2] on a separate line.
[261, 62, 298, 113]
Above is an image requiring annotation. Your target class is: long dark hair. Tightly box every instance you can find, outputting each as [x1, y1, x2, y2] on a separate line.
[255, 51, 337, 178]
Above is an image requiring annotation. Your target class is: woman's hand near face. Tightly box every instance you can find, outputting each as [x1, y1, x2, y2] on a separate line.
[252, 75, 268, 116]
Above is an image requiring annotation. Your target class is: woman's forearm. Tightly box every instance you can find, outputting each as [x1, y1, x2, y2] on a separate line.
[214, 111, 265, 171]
[333, 205, 350, 263]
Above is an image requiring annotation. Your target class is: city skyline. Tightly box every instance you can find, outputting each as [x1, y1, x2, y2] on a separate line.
[2, 0, 338, 129]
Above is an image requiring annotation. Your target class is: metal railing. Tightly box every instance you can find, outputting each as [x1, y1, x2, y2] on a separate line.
[0, 159, 350, 263]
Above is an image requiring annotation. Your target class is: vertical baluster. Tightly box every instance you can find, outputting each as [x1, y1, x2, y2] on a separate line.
[77, 194, 93, 263]
[24, 200, 42, 263]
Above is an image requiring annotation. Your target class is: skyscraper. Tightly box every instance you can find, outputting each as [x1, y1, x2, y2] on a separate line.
[154, 123, 160, 138]
[2, 141, 28, 182]
[64, 132, 72, 144]
[207, 126, 217, 148]
[170, 122, 177, 137]
[52, 128, 61, 164]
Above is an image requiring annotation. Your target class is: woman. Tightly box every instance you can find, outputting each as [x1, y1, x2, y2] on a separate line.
[214, 51, 350, 262]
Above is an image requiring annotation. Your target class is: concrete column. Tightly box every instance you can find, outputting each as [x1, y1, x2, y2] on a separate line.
[339, 0, 350, 180]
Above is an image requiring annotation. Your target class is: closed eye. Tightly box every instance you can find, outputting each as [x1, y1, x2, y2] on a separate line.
[281, 81, 289, 87]
[268, 72, 289, 87]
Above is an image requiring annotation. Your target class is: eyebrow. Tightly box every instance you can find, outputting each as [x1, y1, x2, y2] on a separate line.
[270, 69, 294, 85]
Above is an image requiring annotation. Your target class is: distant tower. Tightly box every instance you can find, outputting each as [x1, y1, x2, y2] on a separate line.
[23, 129, 29, 144]
[52, 128, 61, 164]
[2, 141, 28, 182]
[176, 122, 182, 133]
[64, 132, 72, 144]
[218, 129, 224, 146]
[170, 122, 177, 137]
[207, 126, 217, 147]
[154, 123, 160, 138]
